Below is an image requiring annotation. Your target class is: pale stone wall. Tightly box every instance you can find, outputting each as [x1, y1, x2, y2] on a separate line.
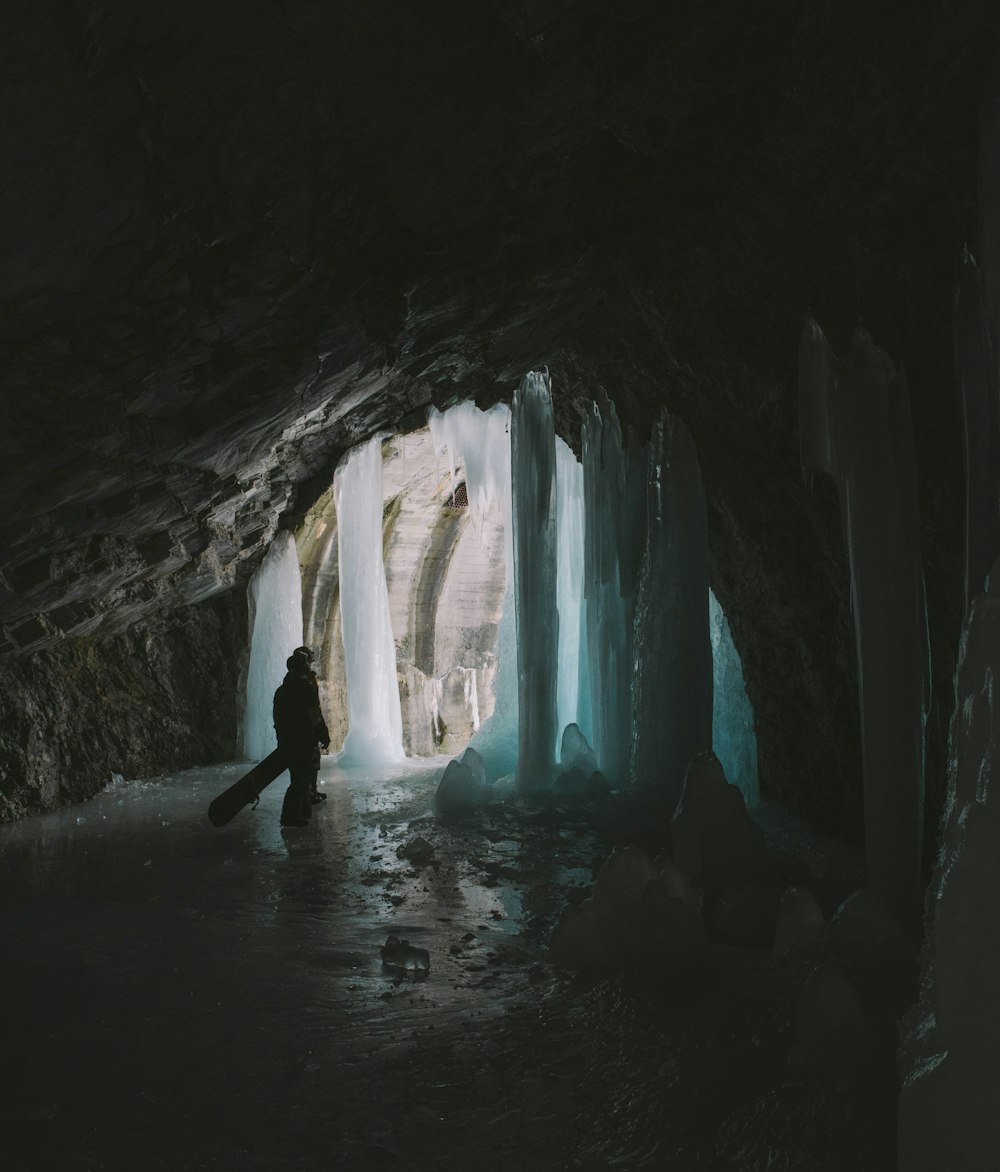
[298, 427, 507, 758]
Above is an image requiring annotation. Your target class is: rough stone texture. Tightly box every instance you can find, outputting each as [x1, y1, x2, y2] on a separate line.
[898, 561, 1000, 1171]
[789, 966, 874, 1080]
[0, 0, 988, 838]
[773, 884, 827, 957]
[670, 752, 777, 894]
[0, 591, 243, 819]
[549, 845, 706, 971]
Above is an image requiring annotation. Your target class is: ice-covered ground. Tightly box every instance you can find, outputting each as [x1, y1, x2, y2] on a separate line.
[0, 759, 893, 1170]
[0, 757, 598, 1169]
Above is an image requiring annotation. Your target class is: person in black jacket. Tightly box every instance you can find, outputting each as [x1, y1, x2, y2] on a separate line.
[293, 644, 329, 807]
[273, 650, 331, 827]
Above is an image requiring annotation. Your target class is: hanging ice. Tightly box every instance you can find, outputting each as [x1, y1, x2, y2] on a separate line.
[582, 393, 646, 787]
[428, 401, 517, 778]
[512, 370, 559, 790]
[631, 411, 712, 813]
[334, 435, 404, 766]
[243, 530, 303, 760]
[555, 436, 590, 742]
[798, 321, 930, 931]
[710, 589, 759, 808]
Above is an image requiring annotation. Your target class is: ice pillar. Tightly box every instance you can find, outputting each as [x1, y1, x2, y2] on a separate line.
[582, 393, 646, 787]
[334, 435, 404, 766]
[710, 589, 759, 808]
[555, 436, 589, 741]
[632, 412, 712, 813]
[243, 530, 304, 761]
[512, 370, 559, 790]
[798, 321, 929, 931]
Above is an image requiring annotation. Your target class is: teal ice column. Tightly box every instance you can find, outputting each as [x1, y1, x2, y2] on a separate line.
[512, 370, 559, 791]
[798, 321, 929, 932]
[631, 411, 711, 813]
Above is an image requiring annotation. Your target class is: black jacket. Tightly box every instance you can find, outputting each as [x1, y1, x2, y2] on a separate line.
[273, 666, 330, 749]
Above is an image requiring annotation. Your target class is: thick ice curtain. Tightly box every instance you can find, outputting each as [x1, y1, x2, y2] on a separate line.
[428, 402, 518, 778]
[799, 321, 929, 931]
[555, 436, 589, 742]
[581, 394, 646, 787]
[710, 589, 759, 808]
[631, 412, 712, 812]
[512, 370, 559, 790]
[334, 435, 404, 766]
[243, 531, 304, 760]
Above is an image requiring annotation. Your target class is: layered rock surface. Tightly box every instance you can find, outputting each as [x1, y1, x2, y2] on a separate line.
[0, 591, 243, 819]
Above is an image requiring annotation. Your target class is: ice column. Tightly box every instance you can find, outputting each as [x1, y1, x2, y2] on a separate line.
[334, 435, 404, 766]
[582, 393, 646, 787]
[243, 530, 304, 760]
[428, 402, 518, 778]
[798, 321, 930, 931]
[631, 412, 712, 813]
[710, 589, 759, 808]
[511, 370, 559, 790]
[555, 436, 590, 741]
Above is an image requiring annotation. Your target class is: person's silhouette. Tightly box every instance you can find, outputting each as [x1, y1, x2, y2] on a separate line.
[273, 648, 330, 827]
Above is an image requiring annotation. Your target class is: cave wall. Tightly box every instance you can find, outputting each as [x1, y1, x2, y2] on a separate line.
[0, 591, 244, 820]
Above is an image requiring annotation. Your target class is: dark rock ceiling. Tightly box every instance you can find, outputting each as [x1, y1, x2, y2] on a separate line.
[1, 0, 996, 836]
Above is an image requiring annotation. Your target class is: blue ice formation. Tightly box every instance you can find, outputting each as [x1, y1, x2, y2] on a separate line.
[631, 412, 712, 812]
[709, 589, 759, 808]
[243, 530, 303, 761]
[512, 370, 560, 790]
[334, 434, 405, 766]
[428, 400, 518, 779]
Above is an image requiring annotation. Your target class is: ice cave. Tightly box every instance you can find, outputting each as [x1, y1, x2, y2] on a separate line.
[1, 5, 998, 1168]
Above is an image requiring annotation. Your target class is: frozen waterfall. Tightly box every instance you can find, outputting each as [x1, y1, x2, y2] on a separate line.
[243, 531, 304, 761]
[799, 320, 929, 931]
[631, 412, 712, 812]
[710, 589, 759, 808]
[555, 435, 589, 741]
[428, 401, 518, 778]
[512, 370, 559, 789]
[334, 435, 405, 766]
[582, 394, 646, 787]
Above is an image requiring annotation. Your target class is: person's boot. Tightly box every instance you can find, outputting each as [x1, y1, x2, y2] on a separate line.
[280, 787, 308, 828]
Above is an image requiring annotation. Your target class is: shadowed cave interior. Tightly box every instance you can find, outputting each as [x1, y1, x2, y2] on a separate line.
[2, 2, 1000, 1169]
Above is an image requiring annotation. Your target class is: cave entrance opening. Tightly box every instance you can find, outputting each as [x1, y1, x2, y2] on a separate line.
[243, 386, 759, 812]
[297, 420, 511, 766]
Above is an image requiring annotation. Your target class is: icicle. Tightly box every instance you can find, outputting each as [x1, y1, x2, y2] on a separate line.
[798, 321, 930, 931]
[512, 369, 559, 790]
[582, 393, 644, 787]
[243, 531, 304, 761]
[427, 400, 518, 778]
[334, 435, 405, 766]
[555, 436, 589, 741]
[709, 589, 759, 808]
[631, 412, 712, 812]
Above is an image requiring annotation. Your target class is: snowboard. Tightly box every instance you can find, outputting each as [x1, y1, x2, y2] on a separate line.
[207, 749, 287, 827]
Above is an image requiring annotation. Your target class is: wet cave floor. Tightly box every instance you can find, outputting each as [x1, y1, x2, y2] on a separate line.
[0, 759, 910, 1170]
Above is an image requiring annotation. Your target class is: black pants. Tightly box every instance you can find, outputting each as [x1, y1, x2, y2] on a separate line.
[279, 744, 318, 824]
